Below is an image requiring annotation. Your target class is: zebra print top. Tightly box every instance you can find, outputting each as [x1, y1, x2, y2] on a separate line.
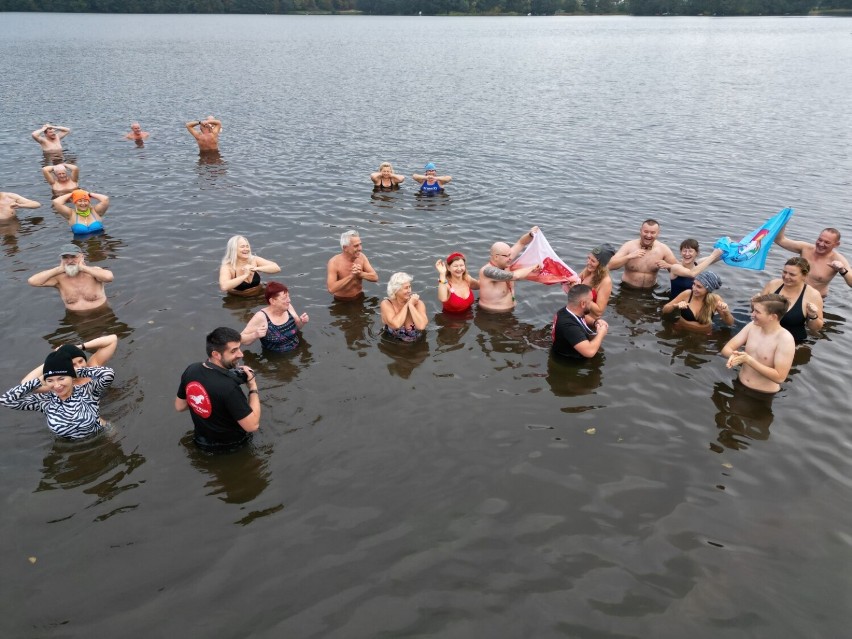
[0, 366, 114, 440]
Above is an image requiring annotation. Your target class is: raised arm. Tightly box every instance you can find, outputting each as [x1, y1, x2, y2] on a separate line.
[85, 334, 119, 367]
[252, 256, 280, 274]
[79, 262, 114, 283]
[32, 125, 46, 142]
[773, 222, 807, 254]
[804, 288, 825, 333]
[412, 173, 426, 184]
[89, 192, 110, 216]
[436, 175, 452, 185]
[185, 121, 202, 140]
[42, 166, 57, 185]
[241, 311, 268, 346]
[51, 193, 74, 219]
[54, 124, 71, 139]
[510, 226, 539, 259]
[6, 193, 41, 210]
[67, 163, 79, 181]
[28, 265, 63, 288]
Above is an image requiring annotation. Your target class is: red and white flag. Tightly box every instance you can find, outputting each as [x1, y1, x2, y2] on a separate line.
[510, 230, 578, 285]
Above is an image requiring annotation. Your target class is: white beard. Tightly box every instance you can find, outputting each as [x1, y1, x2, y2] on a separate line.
[64, 264, 80, 277]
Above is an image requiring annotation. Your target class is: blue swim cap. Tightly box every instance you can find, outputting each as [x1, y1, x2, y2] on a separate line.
[424, 162, 436, 171]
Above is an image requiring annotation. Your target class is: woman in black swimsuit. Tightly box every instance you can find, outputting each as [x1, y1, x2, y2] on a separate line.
[370, 162, 405, 191]
[759, 257, 824, 343]
[663, 271, 735, 333]
[219, 235, 281, 297]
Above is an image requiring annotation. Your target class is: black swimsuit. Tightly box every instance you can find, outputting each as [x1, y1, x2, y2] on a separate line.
[234, 271, 261, 291]
[775, 284, 808, 344]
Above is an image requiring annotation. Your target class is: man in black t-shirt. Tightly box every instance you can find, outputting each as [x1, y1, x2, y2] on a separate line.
[176, 327, 261, 451]
[552, 284, 609, 359]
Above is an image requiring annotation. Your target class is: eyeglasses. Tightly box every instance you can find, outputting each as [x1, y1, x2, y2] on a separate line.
[495, 253, 511, 258]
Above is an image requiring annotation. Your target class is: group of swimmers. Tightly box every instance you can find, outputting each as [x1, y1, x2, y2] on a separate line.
[2, 121, 851, 445]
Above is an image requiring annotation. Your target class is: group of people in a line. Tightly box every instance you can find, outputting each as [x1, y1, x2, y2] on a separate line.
[3, 124, 851, 453]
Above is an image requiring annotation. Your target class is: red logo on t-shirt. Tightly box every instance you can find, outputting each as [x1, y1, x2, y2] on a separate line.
[185, 381, 212, 419]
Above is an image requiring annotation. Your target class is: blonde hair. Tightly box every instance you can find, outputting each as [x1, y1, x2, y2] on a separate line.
[222, 235, 251, 270]
[378, 161, 394, 172]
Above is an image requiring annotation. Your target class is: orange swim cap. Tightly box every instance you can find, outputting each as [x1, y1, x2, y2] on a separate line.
[70, 189, 89, 203]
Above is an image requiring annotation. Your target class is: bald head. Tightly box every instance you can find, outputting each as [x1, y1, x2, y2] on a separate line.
[490, 242, 511, 258]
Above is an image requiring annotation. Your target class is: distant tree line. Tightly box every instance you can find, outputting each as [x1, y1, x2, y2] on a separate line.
[1, 0, 850, 14]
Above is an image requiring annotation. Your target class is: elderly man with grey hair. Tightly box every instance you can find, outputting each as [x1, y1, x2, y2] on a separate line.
[27, 244, 113, 312]
[326, 230, 379, 301]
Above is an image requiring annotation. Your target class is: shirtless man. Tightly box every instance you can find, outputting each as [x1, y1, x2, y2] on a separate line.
[774, 223, 851, 297]
[28, 245, 113, 312]
[721, 294, 795, 394]
[478, 226, 542, 312]
[31, 123, 71, 154]
[608, 219, 677, 288]
[185, 116, 222, 152]
[326, 230, 379, 301]
[0, 192, 41, 221]
[42, 163, 79, 196]
[125, 122, 150, 144]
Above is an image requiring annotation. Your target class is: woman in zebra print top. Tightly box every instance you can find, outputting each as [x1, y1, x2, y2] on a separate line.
[0, 355, 114, 440]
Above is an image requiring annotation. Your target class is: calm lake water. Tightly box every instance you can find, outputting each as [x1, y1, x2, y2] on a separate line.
[1, 12, 851, 638]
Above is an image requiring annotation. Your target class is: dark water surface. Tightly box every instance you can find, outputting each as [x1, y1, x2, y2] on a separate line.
[1, 13, 851, 638]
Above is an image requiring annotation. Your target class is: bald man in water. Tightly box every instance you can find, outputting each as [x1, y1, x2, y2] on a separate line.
[478, 226, 542, 312]
[0, 192, 41, 221]
[125, 122, 150, 144]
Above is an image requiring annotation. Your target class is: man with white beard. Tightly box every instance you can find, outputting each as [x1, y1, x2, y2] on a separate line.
[27, 244, 113, 311]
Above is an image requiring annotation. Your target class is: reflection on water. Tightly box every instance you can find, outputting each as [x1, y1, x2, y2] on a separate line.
[42, 305, 133, 346]
[546, 352, 604, 398]
[613, 284, 667, 329]
[473, 309, 537, 360]
[243, 340, 314, 386]
[329, 296, 380, 353]
[36, 431, 145, 517]
[377, 335, 430, 379]
[710, 380, 775, 452]
[180, 433, 275, 510]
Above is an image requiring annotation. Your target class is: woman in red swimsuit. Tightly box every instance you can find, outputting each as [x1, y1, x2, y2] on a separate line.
[571, 244, 615, 328]
[435, 252, 480, 313]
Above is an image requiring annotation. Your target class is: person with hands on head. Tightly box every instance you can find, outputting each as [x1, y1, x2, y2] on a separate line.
[0, 191, 41, 221]
[662, 271, 734, 333]
[371, 162, 405, 191]
[42, 163, 79, 196]
[32, 123, 71, 153]
[721, 294, 795, 394]
[22, 334, 119, 392]
[219, 235, 281, 297]
[0, 351, 114, 440]
[185, 116, 222, 153]
[52, 189, 109, 235]
[774, 223, 851, 298]
[175, 327, 260, 452]
[241, 282, 309, 353]
[552, 284, 609, 359]
[759, 257, 824, 344]
[478, 226, 542, 312]
[381, 272, 428, 342]
[435, 252, 479, 313]
[327, 230, 379, 301]
[28, 244, 113, 311]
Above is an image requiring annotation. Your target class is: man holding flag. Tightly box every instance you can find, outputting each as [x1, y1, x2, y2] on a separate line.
[478, 226, 542, 312]
[774, 223, 851, 298]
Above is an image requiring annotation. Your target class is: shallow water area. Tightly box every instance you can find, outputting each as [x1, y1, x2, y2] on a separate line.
[1, 13, 852, 638]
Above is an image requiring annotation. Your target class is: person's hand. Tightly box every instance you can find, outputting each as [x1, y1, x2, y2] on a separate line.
[351, 262, 363, 278]
[806, 302, 818, 316]
[255, 323, 268, 339]
[409, 293, 420, 304]
[631, 249, 647, 259]
[830, 260, 845, 272]
[299, 312, 309, 324]
[240, 365, 257, 387]
[594, 319, 609, 334]
[656, 260, 671, 270]
[677, 301, 688, 310]
[726, 350, 749, 368]
[716, 300, 729, 313]
[531, 264, 542, 274]
[529, 225, 540, 237]
[435, 259, 446, 277]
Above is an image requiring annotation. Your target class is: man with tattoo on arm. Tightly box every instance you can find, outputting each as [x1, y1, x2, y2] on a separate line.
[478, 226, 542, 312]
